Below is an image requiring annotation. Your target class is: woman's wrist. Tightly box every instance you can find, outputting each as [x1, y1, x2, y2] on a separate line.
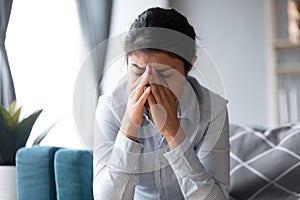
[164, 126, 186, 150]
[120, 114, 140, 142]
[120, 129, 138, 142]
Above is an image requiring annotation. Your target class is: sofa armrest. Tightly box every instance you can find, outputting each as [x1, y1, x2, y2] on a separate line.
[16, 146, 60, 200]
[54, 149, 93, 200]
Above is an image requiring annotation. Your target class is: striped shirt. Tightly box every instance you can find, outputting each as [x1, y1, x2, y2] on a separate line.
[93, 75, 230, 200]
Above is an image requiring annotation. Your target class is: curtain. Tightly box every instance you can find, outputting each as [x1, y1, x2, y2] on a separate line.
[278, 74, 300, 124]
[0, 0, 15, 109]
[76, 0, 113, 91]
[74, 0, 113, 150]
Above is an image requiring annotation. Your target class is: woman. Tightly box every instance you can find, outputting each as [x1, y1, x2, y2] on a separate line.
[94, 7, 229, 200]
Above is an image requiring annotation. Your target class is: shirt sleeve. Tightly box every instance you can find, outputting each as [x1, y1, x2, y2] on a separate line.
[164, 108, 230, 200]
[93, 96, 143, 200]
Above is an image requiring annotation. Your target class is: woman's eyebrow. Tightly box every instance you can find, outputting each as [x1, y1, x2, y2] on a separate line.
[132, 63, 145, 70]
[132, 63, 173, 72]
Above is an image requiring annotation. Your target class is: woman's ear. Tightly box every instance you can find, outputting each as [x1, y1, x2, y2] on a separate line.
[185, 55, 197, 75]
[191, 55, 197, 66]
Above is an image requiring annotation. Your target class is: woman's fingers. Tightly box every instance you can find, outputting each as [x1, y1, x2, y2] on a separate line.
[150, 67, 174, 104]
[152, 67, 168, 87]
[153, 67, 175, 100]
[147, 92, 156, 106]
[130, 65, 151, 91]
[149, 68, 163, 103]
[137, 87, 151, 105]
[130, 66, 151, 101]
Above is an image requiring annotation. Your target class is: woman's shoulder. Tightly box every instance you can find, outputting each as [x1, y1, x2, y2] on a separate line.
[96, 77, 129, 122]
[186, 76, 228, 118]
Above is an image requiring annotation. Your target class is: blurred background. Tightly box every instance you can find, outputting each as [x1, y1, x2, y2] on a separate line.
[3, 0, 300, 148]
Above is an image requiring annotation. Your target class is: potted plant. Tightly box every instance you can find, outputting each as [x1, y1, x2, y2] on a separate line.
[0, 101, 42, 199]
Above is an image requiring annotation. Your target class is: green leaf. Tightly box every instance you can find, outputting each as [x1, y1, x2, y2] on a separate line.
[14, 109, 43, 150]
[12, 106, 22, 124]
[0, 107, 15, 132]
[0, 102, 43, 165]
[32, 120, 59, 145]
[0, 113, 15, 165]
[9, 100, 17, 116]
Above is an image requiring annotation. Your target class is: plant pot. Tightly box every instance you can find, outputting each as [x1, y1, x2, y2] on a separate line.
[0, 166, 17, 200]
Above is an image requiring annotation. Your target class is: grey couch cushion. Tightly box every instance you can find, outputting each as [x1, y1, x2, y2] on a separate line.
[229, 123, 300, 200]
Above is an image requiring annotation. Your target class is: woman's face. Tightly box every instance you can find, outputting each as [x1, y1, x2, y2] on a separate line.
[128, 51, 188, 104]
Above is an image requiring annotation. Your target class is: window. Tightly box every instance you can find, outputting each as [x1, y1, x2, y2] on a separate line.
[6, 0, 83, 148]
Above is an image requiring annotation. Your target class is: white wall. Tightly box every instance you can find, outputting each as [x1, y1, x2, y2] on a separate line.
[171, 0, 268, 126]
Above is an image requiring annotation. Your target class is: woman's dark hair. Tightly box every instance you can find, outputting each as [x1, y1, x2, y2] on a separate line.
[125, 7, 196, 72]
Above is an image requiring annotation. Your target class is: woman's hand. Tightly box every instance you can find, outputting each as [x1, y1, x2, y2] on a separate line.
[120, 65, 151, 141]
[147, 67, 184, 148]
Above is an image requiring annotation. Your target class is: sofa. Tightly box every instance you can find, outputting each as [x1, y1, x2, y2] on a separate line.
[16, 147, 93, 200]
[16, 123, 300, 200]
